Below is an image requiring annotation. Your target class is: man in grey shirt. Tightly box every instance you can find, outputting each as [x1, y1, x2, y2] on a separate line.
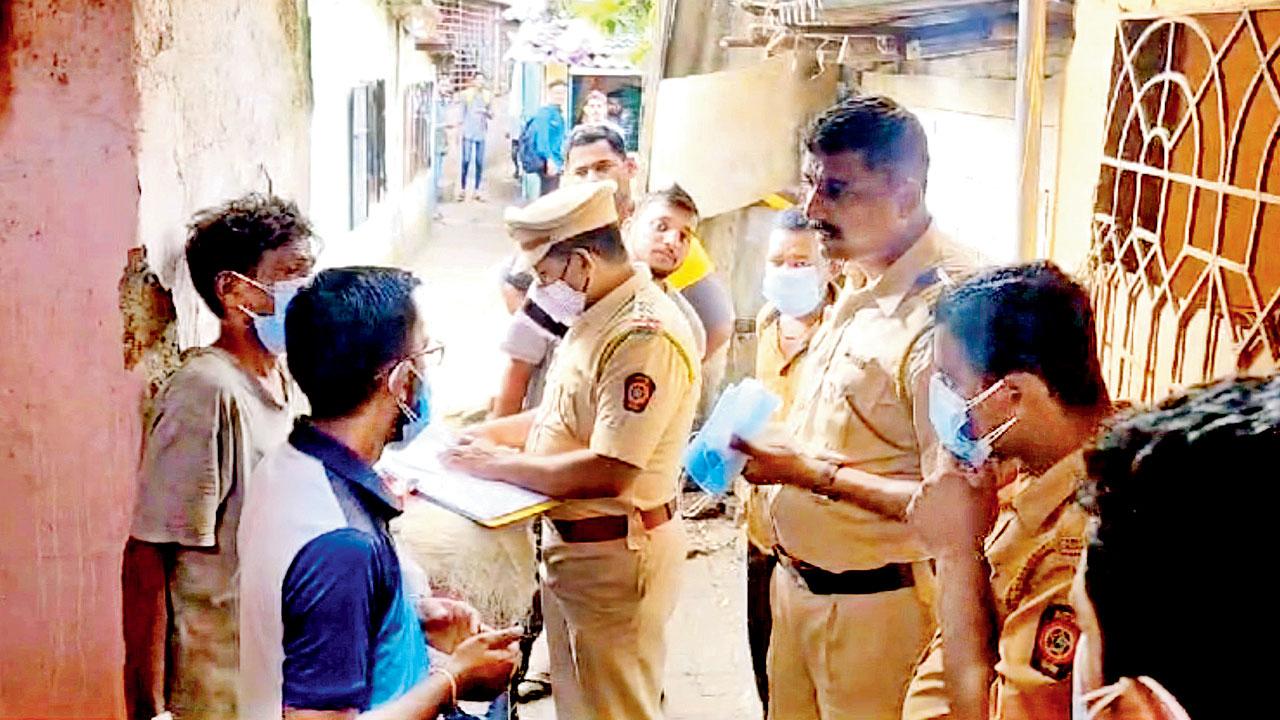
[121, 194, 315, 720]
[459, 74, 493, 202]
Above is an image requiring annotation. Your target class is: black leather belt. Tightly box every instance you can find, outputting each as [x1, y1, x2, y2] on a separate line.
[775, 546, 916, 596]
[550, 499, 678, 543]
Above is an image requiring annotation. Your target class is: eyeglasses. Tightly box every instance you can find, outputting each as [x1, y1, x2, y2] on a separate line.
[404, 341, 446, 369]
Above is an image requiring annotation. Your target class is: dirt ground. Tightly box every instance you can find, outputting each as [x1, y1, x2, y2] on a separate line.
[405, 141, 764, 718]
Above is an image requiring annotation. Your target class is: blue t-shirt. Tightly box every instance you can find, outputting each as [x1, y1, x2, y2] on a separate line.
[532, 104, 566, 167]
[238, 422, 429, 716]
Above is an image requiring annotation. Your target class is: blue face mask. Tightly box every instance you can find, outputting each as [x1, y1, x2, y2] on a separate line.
[237, 275, 309, 356]
[762, 265, 824, 318]
[928, 373, 1017, 467]
[388, 363, 432, 450]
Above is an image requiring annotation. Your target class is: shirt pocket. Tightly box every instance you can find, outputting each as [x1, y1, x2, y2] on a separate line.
[823, 350, 916, 453]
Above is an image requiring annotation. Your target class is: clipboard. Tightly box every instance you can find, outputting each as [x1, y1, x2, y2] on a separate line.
[377, 428, 558, 528]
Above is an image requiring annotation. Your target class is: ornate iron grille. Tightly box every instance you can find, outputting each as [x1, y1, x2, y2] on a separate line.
[437, 0, 502, 90]
[1085, 10, 1280, 403]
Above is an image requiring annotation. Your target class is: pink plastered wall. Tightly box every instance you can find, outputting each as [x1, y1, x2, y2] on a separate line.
[0, 1, 141, 716]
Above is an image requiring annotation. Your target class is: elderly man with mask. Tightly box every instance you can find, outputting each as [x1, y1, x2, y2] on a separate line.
[122, 194, 315, 720]
[443, 181, 700, 720]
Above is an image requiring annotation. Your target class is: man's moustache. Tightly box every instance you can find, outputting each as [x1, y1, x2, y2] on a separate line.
[810, 221, 842, 240]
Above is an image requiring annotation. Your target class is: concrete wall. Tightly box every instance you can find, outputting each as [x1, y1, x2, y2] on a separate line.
[861, 70, 1064, 263]
[1, 1, 316, 714]
[135, 0, 313, 349]
[0, 1, 141, 716]
[309, 0, 436, 269]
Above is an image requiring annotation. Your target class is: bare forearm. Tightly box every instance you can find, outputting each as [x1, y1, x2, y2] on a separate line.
[824, 466, 920, 520]
[488, 449, 636, 500]
[936, 549, 997, 720]
[491, 361, 536, 418]
[470, 410, 536, 448]
[122, 538, 169, 720]
[704, 323, 732, 358]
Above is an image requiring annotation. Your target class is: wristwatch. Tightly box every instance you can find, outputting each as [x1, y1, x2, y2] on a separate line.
[812, 459, 841, 496]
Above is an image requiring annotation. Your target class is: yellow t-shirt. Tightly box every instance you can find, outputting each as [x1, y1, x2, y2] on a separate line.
[665, 234, 714, 290]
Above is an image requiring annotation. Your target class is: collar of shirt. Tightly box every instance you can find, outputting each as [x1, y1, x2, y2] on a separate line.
[762, 301, 826, 370]
[200, 346, 295, 412]
[289, 420, 403, 521]
[862, 222, 947, 317]
[571, 270, 647, 338]
[1011, 449, 1086, 531]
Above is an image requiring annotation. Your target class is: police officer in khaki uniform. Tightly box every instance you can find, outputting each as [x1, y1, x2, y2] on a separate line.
[443, 180, 701, 720]
[732, 96, 979, 720]
[903, 262, 1112, 720]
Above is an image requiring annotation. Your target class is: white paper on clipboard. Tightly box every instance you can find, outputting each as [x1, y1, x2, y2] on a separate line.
[377, 428, 557, 528]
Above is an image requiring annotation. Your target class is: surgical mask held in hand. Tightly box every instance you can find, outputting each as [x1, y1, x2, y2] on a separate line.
[928, 373, 1017, 467]
[529, 280, 586, 326]
[238, 276, 309, 356]
[684, 378, 781, 494]
[762, 265, 824, 318]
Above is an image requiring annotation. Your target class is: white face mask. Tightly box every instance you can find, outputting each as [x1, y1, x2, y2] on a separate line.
[762, 264, 824, 318]
[529, 279, 586, 326]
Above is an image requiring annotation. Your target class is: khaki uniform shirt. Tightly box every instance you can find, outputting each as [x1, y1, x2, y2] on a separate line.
[904, 451, 1088, 720]
[989, 450, 1088, 718]
[130, 347, 304, 719]
[771, 227, 979, 571]
[743, 303, 822, 550]
[527, 272, 701, 521]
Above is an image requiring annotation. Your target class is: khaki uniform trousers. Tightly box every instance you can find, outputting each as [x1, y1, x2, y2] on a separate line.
[541, 518, 686, 720]
[768, 562, 935, 720]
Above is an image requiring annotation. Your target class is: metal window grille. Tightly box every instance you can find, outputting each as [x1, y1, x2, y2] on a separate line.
[350, 80, 388, 229]
[405, 81, 435, 185]
[1085, 10, 1280, 403]
[437, 0, 504, 89]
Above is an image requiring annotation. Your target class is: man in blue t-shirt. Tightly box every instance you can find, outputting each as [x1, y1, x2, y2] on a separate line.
[528, 80, 567, 196]
[239, 267, 520, 719]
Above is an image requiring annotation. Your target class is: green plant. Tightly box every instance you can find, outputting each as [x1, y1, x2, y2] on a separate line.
[562, 0, 655, 62]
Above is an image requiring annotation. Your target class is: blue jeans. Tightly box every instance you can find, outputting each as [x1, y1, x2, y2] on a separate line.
[461, 138, 485, 191]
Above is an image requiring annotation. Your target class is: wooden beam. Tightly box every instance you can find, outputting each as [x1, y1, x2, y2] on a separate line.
[1014, 0, 1049, 260]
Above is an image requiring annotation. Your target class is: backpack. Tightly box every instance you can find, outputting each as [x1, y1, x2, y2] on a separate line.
[517, 115, 545, 175]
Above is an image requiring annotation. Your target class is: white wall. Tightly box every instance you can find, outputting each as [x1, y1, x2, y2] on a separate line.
[135, 0, 313, 348]
[862, 72, 1062, 265]
[309, 0, 437, 269]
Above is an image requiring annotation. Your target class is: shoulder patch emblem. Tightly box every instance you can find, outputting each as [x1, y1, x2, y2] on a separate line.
[623, 373, 656, 413]
[1031, 604, 1080, 680]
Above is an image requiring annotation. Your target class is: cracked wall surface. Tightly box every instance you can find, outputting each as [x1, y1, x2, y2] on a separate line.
[134, 0, 313, 350]
[1, 1, 314, 714]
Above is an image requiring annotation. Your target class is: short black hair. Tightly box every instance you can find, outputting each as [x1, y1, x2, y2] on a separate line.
[936, 261, 1108, 409]
[804, 95, 929, 183]
[1080, 375, 1280, 716]
[567, 124, 626, 158]
[545, 224, 628, 264]
[774, 208, 812, 232]
[286, 267, 422, 419]
[185, 193, 313, 317]
[637, 184, 699, 219]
